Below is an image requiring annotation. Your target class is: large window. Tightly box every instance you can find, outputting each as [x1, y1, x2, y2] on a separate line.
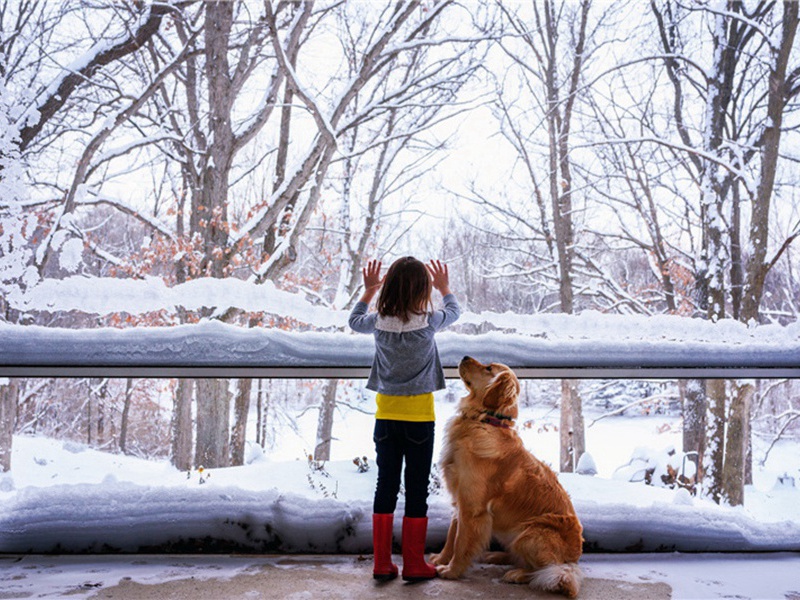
[1, 0, 799, 554]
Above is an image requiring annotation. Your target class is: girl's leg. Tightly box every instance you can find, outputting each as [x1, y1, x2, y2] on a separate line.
[373, 420, 403, 513]
[373, 420, 401, 580]
[400, 421, 437, 581]
[401, 421, 435, 517]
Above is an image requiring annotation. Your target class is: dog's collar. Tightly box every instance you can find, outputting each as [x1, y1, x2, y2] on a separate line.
[480, 409, 514, 429]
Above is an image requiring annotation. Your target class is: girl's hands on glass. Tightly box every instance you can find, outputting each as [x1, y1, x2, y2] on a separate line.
[360, 259, 383, 303]
[427, 260, 451, 296]
[363, 260, 383, 291]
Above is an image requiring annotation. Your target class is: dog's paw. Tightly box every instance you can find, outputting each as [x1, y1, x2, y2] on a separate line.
[501, 568, 534, 584]
[481, 551, 513, 565]
[435, 564, 462, 580]
[429, 553, 444, 566]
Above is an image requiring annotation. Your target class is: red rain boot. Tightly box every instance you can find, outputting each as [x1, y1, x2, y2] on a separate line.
[372, 513, 398, 581]
[401, 516, 437, 581]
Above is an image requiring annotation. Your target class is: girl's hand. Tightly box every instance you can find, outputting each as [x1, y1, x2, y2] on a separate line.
[359, 259, 383, 303]
[427, 260, 451, 296]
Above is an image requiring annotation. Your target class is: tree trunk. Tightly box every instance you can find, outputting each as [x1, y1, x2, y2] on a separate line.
[559, 380, 574, 473]
[171, 379, 193, 471]
[87, 385, 94, 446]
[569, 381, 585, 467]
[314, 380, 338, 462]
[120, 378, 134, 455]
[721, 382, 754, 506]
[730, 183, 743, 319]
[704, 379, 727, 504]
[0, 379, 18, 472]
[741, 1, 800, 323]
[195, 379, 230, 469]
[256, 379, 270, 449]
[680, 379, 707, 483]
[230, 379, 252, 466]
[746, 380, 759, 486]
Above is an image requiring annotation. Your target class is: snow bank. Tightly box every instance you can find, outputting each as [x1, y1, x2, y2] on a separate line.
[4, 276, 799, 372]
[3, 474, 798, 554]
[2, 318, 799, 371]
[2, 482, 370, 554]
[2, 436, 798, 554]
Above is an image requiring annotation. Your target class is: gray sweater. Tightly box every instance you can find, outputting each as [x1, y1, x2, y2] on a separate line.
[348, 294, 461, 395]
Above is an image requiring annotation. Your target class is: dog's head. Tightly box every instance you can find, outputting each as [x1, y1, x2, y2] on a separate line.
[458, 356, 520, 420]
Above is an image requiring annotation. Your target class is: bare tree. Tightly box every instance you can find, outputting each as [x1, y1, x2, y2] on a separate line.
[491, 0, 598, 472]
[740, 1, 800, 322]
[0, 379, 17, 472]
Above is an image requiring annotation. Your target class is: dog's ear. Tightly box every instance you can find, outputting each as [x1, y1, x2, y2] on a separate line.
[483, 370, 520, 417]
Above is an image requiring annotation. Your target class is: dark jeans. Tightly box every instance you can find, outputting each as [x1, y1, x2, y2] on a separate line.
[373, 419, 435, 518]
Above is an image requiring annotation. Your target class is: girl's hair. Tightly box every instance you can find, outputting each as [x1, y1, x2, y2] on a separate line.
[377, 256, 432, 322]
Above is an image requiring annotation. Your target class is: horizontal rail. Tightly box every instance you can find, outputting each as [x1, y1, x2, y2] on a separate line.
[3, 366, 799, 379]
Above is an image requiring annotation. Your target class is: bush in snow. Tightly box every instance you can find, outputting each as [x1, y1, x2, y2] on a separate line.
[614, 445, 697, 494]
[576, 452, 598, 476]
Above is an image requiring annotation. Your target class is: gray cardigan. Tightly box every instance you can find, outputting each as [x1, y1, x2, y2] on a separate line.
[348, 294, 461, 395]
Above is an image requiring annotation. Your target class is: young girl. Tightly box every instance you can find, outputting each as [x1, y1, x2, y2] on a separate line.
[349, 257, 460, 582]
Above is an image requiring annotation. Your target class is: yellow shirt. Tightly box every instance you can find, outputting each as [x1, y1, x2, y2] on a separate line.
[375, 392, 435, 422]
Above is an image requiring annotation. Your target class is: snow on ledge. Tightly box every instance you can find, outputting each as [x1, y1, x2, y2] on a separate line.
[2, 477, 798, 554]
[3, 276, 800, 372]
[0, 319, 799, 371]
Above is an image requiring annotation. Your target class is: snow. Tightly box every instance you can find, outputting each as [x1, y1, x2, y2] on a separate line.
[58, 238, 85, 273]
[2, 276, 799, 374]
[2, 402, 799, 558]
[2, 317, 798, 374]
[1, 399, 799, 598]
[9, 275, 800, 345]
[583, 553, 800, 600]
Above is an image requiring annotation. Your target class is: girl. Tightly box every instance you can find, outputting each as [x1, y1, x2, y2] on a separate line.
[349, 257, 460, 582]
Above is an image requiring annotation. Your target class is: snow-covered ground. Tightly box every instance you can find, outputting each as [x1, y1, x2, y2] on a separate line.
[2, 395, 799, 598]
[2, 398, 799, 557]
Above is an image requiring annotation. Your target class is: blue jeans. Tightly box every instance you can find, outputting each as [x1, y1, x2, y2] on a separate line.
[373, 419, 435, 518]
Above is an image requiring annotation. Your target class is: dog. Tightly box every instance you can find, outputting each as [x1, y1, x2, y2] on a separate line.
[431, 357, 584, 598]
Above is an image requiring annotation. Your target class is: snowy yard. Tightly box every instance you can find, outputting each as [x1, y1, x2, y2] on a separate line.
[3, 396, 799, 558]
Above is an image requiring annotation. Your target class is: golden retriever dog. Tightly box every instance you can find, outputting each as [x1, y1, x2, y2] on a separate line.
[431, 357, 584, 598]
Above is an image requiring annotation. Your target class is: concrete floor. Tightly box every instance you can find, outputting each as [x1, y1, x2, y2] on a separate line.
[1, 554, 670, 599]
[4, 552, 800, 599]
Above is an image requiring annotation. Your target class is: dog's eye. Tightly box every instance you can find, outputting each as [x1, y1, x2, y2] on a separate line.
[485, 366, 492, 372]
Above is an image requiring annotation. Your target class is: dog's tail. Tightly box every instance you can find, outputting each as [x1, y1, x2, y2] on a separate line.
[530, 562, 583, 598]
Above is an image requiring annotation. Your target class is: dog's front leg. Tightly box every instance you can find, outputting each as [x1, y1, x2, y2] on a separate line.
[436, 508, 492, 580]
[430, 515, 458, 566]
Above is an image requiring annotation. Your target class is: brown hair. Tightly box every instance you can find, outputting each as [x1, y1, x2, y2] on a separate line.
[377, 256, 432, 322]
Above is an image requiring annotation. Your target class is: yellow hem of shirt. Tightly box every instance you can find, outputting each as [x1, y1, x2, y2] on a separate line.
[375, 392, 435, 422]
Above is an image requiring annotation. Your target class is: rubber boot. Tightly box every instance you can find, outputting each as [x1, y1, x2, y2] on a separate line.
[401, 516, 437, 581]
[372, 513, 398, 581]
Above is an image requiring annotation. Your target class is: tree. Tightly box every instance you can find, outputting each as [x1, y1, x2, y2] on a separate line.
[171, 380, 193, 471]
[740, 1, 800, 323]
[491, 0, 599, 471]
[306, 2, 483, 461]
[648, 0, 800, 505]
[0, 379, 17, 472]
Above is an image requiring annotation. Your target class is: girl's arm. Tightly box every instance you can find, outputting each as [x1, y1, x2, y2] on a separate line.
[348, 301, 377, 333]
[428, 260, 460, 330]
